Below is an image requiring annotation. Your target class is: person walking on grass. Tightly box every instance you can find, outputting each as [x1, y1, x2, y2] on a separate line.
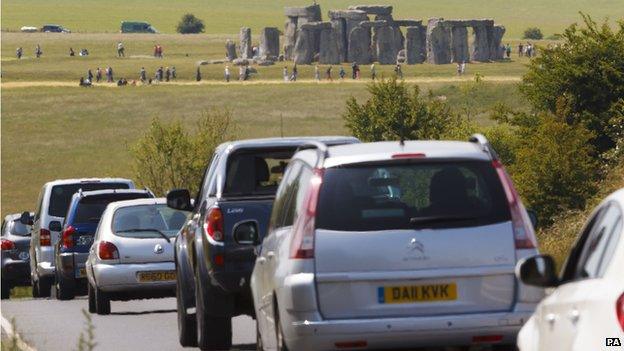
[87, 69, 94, 82]
[290, 64, 298, 81]
[283, 66, 289, 82]
[140, 67, 146, 82]
[196, 67, 202, 81]
[339, 66, 345, 80]
[117, 42, 125, 57]
[69, 47, 75, 57]
[351, 62, 357, 79]
[505, 43, 512, 59]
[370, 63, 376, 80]
[314, 65, 321, 81]
[16, 47, 23, 59]
[96, 67, 102, 83]
[225, 65, 231, 82]
[460, 61, 466, 75]
[326, 66, 333, 81]
[35, 44, 42, 58]
[107, 67, 114, 82]
[171, 66, 176, 80]
[456, 62, 462, 76]
[165, 67, 171, 82]
[394, 63, 403, 79]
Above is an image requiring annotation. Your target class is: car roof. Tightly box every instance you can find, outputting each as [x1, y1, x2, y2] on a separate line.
[296, 140, 491, 168]
[74, 189, 150, 199]
[44, 178, 133, 188]
[105, 198, 168, 212]
[217, 136, 359, 153]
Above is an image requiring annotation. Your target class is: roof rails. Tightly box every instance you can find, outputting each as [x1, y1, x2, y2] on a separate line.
[296, 141, 329, 168]
[468, 133, 499, 161]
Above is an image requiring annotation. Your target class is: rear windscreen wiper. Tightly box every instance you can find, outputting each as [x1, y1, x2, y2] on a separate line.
[116, 228, 170, 243]
[409, 215, 479, 227]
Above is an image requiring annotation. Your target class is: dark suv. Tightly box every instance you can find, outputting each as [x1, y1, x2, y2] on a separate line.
[54, 189, 154, 300]
[1, 212, 33, 299]
[166, 136, 358, 350]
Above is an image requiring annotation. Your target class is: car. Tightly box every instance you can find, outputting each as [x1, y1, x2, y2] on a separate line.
[20, 26, 38, 33]
[41, 24, 70, 33]
[121, 21, 158, 33]
[27, 178, 135, 298]
[251, 135, 544, 351]
[516, 188, 624, 351]
[166, 136, 359, 349]
[1, 212, 34, 299]
[86, 198, 190, 315]
[54, 189, 155, 300]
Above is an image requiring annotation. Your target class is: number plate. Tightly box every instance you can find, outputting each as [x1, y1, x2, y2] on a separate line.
[77, 235, 93, 246]
[76, 268, 86, 278]
[137, 271, 176, 282]
[378, 283, 457, 304]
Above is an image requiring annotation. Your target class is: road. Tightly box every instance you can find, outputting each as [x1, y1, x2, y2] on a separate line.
[1, 297, 256, 351]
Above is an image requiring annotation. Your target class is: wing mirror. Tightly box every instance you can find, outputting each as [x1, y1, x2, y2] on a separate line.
[166, 189, 193, 211]
[20, 211, 33, 225]
[48, 220, 62, 232]
[233, 221, 260, 246]
[516, 254, 559, 288]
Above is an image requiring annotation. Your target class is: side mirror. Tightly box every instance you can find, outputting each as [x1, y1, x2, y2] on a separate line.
[527, 209, 538, 230]
[166, 189, 193, 211]
[49, 220, 62, 232]
[233, 221, 259, 245]
[516, 254, 559, 287]
[20, 211, 33, 225]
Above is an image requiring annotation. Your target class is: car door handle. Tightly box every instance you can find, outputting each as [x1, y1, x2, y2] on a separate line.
[568, 310, 580, 324]
[545, 313, 557, 325]
[266, 251, 275, 260]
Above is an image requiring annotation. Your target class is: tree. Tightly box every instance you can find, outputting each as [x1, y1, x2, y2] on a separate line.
[343, 78, 475, 142]
[523, 27, 543, 40]
[520, 14, 624, 154]
[176, 13, 205, 34]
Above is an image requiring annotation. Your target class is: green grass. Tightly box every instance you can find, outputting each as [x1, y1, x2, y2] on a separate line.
[2, 0, 623, 38]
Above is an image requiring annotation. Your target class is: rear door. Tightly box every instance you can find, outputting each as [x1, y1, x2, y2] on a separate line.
[314, 160, 517, 319]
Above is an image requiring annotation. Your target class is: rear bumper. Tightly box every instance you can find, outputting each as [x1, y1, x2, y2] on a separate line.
[92, 261, 175, 293]
[36, 246, 55, 278]
[2, 259, 31, 285]
[58, 252, 89, 280]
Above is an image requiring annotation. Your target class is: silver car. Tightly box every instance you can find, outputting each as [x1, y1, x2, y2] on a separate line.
[251, 135, 544, 351]
[86, 198, 188, 315]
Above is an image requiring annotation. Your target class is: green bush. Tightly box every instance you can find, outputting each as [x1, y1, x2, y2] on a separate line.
[130, 109, 235, 195]
[522, 27, 543, 40]
[343, 77, 475, 142]
[176, 13, 205, 34]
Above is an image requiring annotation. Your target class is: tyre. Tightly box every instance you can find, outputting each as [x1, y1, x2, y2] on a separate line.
[95, 286, 111, 315]
[195, 271, 232, 350]
[87, 283, 96, 313]
[1, 279, 11, 299]
[56, 274, 75, 300]
[37, 276, 52, 298]
[176, 271, 197, 347]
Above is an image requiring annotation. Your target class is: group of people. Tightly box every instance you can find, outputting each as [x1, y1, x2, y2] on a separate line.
[69, 47, 90, 56]
[15, 45, 42, 59]
[153, 44, 164, 58]
[518, 42, 536, 57]
[140, 66, 177, 82]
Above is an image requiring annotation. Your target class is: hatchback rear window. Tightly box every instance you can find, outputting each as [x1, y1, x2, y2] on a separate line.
[71, 193, 152, 224]
[316, 160, 510, 231]
[48, 182, 130, 217]
[223, 148, 295, 197]
[112, 204, 189, 239]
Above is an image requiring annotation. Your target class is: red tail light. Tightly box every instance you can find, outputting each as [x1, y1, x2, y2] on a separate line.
[40, 228, 51, 246]
[204, 207, 224, 242]
[472, 335, 503, 344]
[617, 292, 624, 332]
[62, 226, 75, 249]
[290, 168, 324, 259]
[98, 241, 119, 260]
[391, 153, 426, 159]
[492, 159, 537, 249]
[1, 239, 15, 251]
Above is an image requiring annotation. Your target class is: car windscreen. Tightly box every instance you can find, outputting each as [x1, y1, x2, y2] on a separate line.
[9, 220, 31, 236]
[223, 148, 295, 197]
[315, 160, 511, 231]
[72, 193, 150, 224]
[48, 183, 130, 217]
[112, 204, 189, 238]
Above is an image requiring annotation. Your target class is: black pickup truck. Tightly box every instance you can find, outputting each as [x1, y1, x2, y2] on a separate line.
[167, 136, 358, 350]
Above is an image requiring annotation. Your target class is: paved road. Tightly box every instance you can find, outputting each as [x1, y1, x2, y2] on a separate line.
[1, 297, 256, 351]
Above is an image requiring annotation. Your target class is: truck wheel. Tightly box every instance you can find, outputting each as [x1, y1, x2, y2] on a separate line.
[56, 274, 75, 300]
[87, 283, 96, 313]
[177, 271, 197, 347]
[95, 287, 111, 315]
[1, 279, 11, 299]
[37, 276, 52, 298]
[195, 271, 232, 350]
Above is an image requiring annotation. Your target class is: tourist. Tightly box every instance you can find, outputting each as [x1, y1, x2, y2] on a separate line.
[456, 62, 462, 76]
[283, 66, 289, 82]
[290, 64, 298, 81]
[16, 47, 23, 59]
[244, 65, 250, 80]
[106, 67, 114, 83]
[79, 77, 92, 87]
[140, 67, 147, 82]
[394, 63, 403, 79]
[314, 65, 320, 81]
[351, 62, 358, 79]
[153, 45, 158, 57]
[371, 63, 377, 80]
[79, 48, 89, 56]
[505, 43, 512, 59]
[225, 65, 231, 82]
[165, 67, 171, 82]
[339, 66, 346, 80]
[460, 61, 466, 75]
[518, 43, 524, 57]
[157, 67, 164, 81]
[79, 77, 85, 87]
[171, 66, 177, 80]
[326, 66, 333, 81]
[69, 47, 75, 57]
[87, 69, 94, 82]
[95, 67, 102, 83]
[117, 42, 125, 57]
[35, 44, 42, 58]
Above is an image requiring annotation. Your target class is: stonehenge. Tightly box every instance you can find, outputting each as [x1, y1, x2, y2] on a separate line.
[230, 4, 507, 66]
[225, 40, 237, 61]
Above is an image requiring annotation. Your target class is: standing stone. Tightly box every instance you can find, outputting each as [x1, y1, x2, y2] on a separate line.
[319, 27, 341, 64]
[490, 25, 506, 60]
[426, 18, 452, 64]
[284, 18, 298, 60]
[348, 26, 372, 64]
[470, 21, 494, 62]
[330, 19, 347, 62]
[294, 26, 315, 64]
[376, 25, 401, 64]
[451, 26, 469, 63]
[405, 26, 426, 64]
[329, 10, 368, 62]
[259, 27, 280, 59]
[348, 5, 393, 16]
[225, 40, 237, 61]
[239, 27, 252, 59]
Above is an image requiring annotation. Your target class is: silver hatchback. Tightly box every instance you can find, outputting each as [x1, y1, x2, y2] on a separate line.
[251, 135, 544, 351]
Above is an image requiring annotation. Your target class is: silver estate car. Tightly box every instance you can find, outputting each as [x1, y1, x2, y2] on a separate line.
[251, 135, 544, 351]
[86, 198, 188, 315]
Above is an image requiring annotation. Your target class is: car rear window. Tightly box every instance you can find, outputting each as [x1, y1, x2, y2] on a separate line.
[316, 160, 511, 231]
[71, 193, 151, 224]
[223, 148, 295, 197]
[112, 204, 189, 238]
[48, 182, 130, 217]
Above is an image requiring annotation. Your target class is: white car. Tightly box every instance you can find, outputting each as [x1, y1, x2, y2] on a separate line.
[517, 188, 624, 351]
[29, 178, 135, 297]
[251, 135, 544, 351]
[86, 198, 188, 315]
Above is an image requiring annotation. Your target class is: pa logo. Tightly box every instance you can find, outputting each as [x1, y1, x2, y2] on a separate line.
[606, 337, 622, 347]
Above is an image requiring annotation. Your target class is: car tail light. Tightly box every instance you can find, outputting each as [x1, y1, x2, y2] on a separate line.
[617, 292, 624, 332]
[472, 335, 503, 344]
[62, 226, 75, 249]
[391, 153, 426, 159]
[1, 239, 15, 251]
[98, 241, 119, 260]
[204, 207, 224, 241]
[492, 159, 537, 249]
[290, 168, 324, 259]
[214, 254, 224, 266]
[40, 228, 51, 246]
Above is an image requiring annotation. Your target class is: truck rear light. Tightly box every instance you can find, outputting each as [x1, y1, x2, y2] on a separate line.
[335, 341, 367, 348]
[290, 168, 324, 259]
[204, 207, 224, 242]
[617, 292, 624, 332]
[98, 241, 119, 260]
[1, 239, 15, 251]
[62, 226, 75, 249]
[40, 228, 51, 246]
[492, 159, 537, 249]
[472, 335, 503, 344]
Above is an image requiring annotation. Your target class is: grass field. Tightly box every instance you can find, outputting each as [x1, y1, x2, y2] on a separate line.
[2, 0, 623, 38]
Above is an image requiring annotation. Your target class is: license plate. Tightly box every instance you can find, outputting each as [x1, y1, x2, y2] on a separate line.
[137, 271, 176, 282]
[77, 235, 93, 246]
[75, 268, 86, 278]
[378, 283, 457, 304]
